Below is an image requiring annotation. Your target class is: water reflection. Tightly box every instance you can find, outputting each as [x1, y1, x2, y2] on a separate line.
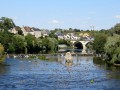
[0, 56, 120, 90]
[0, 66, 9, 75]
[93, 57, 120, 79]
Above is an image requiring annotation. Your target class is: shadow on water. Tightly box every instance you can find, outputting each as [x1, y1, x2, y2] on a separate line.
[93, 57, 120, 79]
[0, 56, 10, 75]
[0, 65, 9, 75]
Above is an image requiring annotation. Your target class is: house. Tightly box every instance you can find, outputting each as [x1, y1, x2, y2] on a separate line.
[58, 35, 64, 40]
[21, 26, 34, 36]
[9, 26, 22, 34]
[10, 26, 42, 38]
[41, 29, 50, 37]
[31, 27, 42, 38]
[63, 33, 80, 41]
[9, 27, 18, 34]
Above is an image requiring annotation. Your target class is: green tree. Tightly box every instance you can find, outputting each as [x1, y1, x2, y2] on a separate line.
[42, 37, 58, 53]
[104, 34, 120, 64]
[0, 17, 15, 32]
[49, 31, 58, 39]
[0, 32, 13, 51]
[8, 43, 15, 54]
[25, 34, 35, 53]
[15, 26, 23, 35]
[12, 35, 25, 53]
[114, 23, 120, 34]
[0, 43, 4, 55]
[34, 38, 42, 53]
[18, 30, 23, 35]
[58, 39, 71, 46]
[93, 33, 107, 54]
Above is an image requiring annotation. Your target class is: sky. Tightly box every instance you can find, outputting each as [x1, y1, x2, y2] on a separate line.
[0, 0, 120, 30]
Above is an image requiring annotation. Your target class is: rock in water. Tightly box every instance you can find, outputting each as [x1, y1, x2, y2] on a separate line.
[64, 52, 73, 62]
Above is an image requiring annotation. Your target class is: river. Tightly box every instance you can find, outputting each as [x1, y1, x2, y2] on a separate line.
[0, 55, 120, 90]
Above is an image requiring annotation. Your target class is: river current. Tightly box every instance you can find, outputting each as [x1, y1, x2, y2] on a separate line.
[0, 56, 120, 90]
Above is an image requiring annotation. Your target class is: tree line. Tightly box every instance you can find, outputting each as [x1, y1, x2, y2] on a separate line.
[93, 23, 120, 64]
[1, 16, 120, 65]
[0, 17, 71, 54]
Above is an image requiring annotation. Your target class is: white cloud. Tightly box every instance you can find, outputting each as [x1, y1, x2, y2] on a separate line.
[49, 20, 61, 24]
[114, 15, 120, 19]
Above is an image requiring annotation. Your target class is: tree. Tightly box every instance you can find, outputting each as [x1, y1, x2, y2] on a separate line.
[104, 34, 120, 64]
[15, 26, 23, 35]
[12, 35, 25, 53]
[34, 38, 42, 53]
[58, 39, 71, 46]
[0, 17, 15, 32]
[49, 31, 57, 39]
[0, 32, 13, 51]
[113, 23, 120, 34]
[42, 37, 58, 53]
[25, 34, 35, 53]
[8, 43, 15, 54]
[0, 43, 4, 55]
[18, 30, 23, 35]
[93, 33, 107, 54]
[86, 42, 93, 51]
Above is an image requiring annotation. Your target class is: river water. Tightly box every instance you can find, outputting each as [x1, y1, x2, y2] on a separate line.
[0, 56, 120, 90]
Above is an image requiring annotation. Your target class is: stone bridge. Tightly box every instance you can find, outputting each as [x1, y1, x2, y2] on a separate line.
[71, 40, 92, 54]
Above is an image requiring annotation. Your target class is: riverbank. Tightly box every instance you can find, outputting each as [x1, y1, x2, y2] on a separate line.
[8, 53, 94, 58]
[0, 55, 6, 63]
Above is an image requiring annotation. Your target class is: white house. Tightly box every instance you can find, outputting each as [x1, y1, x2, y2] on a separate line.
[9, 27, 18, 34]
[41, 29, 50, 37]
[31, 27, 42, 38]
[21, 26, 34, 36]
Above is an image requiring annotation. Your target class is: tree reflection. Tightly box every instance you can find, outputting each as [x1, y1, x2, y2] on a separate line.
[93, 56, 120, 79]
[0, 65, 9, 75]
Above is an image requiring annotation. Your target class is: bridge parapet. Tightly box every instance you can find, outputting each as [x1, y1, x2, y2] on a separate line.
[70, 40, 93, 54]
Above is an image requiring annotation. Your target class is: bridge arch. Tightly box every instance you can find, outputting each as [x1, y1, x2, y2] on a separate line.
[74, 41, 83, 52]
[71, 40, 92, 54]
[86, 42, 93, 48]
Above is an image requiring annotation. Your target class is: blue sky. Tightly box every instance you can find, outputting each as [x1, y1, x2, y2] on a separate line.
[0, 0, 120, 30]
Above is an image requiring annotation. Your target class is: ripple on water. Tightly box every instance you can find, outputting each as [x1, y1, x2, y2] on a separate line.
[0, 56, 120, 90]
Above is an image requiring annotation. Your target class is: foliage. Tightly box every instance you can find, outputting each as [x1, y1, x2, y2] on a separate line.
[58, 39, 71, 46]
[104, 34, 120, 64]
[86, 42, 93, 50]
[42, 37, 58, 53]
[8, 43, 15, 54]
[0, 32, 13, 51]
[49, 30, 58, 39]
[0, 55, 6, 64]
[28, 55, 37, 59]
[0, 17, 15, 32]
[93, 33, 107, 54]
[0, 43, 4, 55]
[25, 34, 35, 53]
[38, 55, 48, 60]
[113, 23, 120, 34]
[2, 16, 120, 56]
[12, 35, 25, 53]
[18, 30, 23, 35]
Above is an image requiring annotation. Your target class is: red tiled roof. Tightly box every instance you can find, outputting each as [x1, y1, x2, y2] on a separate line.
[24, 26, 33, 32]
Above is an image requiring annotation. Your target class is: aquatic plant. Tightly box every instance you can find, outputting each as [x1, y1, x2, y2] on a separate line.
[0, 55, 6, 64]
[38, 55, 48, 60]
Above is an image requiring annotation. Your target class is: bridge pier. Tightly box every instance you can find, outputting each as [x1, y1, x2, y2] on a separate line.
[81, 42, 87, 54]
